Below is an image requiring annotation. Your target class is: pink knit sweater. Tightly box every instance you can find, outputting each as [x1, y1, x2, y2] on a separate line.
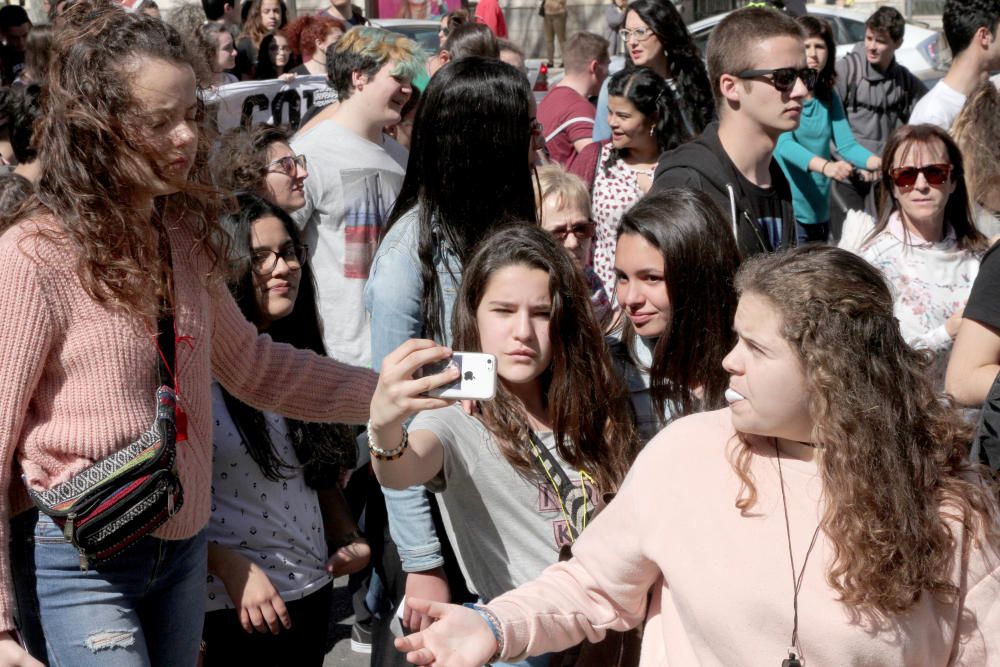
[0, 215, 378, 632]
[488, 409, 1000, 666]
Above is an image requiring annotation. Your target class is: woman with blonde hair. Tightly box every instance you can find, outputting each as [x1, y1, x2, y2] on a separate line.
[952, 80, 1000, 238]
[392, 245, 1000, 666]
[534, 164, 609, 321]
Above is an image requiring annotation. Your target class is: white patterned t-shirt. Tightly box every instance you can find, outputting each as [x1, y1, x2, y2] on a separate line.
[205, 381, 331, 612]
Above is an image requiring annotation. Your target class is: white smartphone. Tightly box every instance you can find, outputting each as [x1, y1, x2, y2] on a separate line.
[419, 352, 497, 400]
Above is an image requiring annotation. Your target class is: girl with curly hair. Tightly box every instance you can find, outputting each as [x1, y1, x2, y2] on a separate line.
[392, 244, 1000, 667]
[591, 0, 714, 142]
[0, 3, 376, 664]
[210, 124, 309, 213]
[775, 16, 881, 244]
[951, 80, 1000, 236]
[286, 14, 347, 76]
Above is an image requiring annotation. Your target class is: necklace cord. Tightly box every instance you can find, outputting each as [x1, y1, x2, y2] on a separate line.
[775, 442, 822, 660]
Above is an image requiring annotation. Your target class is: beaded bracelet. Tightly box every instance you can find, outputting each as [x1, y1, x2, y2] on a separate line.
[463, 603, 504, 664]
[366, 420, 409, 461]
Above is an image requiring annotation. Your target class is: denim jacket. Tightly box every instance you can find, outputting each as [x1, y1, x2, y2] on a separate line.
[365, 206, 463, 572]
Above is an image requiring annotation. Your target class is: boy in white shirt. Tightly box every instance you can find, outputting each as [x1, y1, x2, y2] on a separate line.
[909, 0, 1000, 130]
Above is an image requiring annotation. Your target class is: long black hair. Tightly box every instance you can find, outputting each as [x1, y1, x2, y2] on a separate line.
[382, 57, 537, 343]
[797, 15, 835, 103]
[255, 32, 296, 80]
[624, 0, 714, 134]
[616, 188, 740, 420]
[218, 193, 355, 482]
[604, 67, 686, 172]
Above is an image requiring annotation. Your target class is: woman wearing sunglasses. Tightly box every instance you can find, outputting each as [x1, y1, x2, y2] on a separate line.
[843, 123, 988, 383]
[210, 124, 309, 213]
[774, 16, 881, 245]
[534, 164, 610, 324]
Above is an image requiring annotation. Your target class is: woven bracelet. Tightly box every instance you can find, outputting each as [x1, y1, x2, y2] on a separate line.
[463, 603, 504, 663]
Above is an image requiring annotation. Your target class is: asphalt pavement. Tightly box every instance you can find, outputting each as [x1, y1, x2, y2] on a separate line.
[323, 575, 371, 667]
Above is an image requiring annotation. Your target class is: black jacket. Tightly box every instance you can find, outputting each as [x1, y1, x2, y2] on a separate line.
[651, 121, 796, 257]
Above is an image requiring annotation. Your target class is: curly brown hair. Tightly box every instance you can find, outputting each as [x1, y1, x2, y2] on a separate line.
[17, 0, 226, 322]
[952, 81, 1000, 214]
[729, 245, 999, 615]
[209, 124, 291, 197]
[283, 14, 346, 60]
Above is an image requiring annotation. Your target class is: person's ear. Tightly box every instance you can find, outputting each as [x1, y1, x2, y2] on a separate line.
[977, 25, 994, 49]
[588, 59, 597, 75]
[719, 73, 742, 104]
[351, 69, 367, 91]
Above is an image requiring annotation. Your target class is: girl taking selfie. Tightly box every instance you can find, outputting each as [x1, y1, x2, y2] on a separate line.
[368, 225, 637, 667]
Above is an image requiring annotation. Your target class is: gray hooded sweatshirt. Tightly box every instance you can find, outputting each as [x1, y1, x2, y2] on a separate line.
[834, 43, 928, 154]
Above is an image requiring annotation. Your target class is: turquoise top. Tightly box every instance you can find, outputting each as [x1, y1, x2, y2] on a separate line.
[775, 92, 874, 225]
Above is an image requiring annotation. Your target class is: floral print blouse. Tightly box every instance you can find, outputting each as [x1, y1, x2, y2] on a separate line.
[591, 143, 647, 299]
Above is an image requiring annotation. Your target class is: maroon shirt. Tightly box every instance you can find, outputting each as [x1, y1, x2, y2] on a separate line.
[537, 86, 596, 167]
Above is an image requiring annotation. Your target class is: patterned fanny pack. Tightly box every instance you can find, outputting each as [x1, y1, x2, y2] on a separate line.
[27, 311, 185, 570]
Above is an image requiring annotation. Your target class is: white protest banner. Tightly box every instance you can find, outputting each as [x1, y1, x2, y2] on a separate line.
[207, 75, 332, 132]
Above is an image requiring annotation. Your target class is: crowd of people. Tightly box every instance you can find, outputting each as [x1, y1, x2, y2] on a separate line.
[1, 0, 1000, 665]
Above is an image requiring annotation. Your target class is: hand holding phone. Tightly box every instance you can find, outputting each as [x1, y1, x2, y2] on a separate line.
[370, 340, 461, 432]
[416, 353, 497, 401]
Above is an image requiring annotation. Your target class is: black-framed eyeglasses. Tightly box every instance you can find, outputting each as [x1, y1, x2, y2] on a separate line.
[548, 221, 596, 241]
[265, 154, 307, 177]
[250, 244, 308, 275]
[735, 67, 816, 93]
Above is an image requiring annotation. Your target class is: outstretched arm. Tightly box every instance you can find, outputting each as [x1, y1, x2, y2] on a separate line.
[396, 436, 666, 664]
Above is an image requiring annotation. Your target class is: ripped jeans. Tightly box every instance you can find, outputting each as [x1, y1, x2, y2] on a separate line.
[33, 514, 207, 667]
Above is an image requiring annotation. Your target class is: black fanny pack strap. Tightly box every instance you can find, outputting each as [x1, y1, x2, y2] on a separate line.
[156, 229, 177, 394]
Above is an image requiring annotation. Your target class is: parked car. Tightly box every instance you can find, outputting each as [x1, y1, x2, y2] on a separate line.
[369, 17, 442, 54]
[687, 6, 948, 82]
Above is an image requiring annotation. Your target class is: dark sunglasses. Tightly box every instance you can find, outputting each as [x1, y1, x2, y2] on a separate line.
[736, 67, 817, 93]
[889, 163, 952, 188]
[549, 222, 596, 241]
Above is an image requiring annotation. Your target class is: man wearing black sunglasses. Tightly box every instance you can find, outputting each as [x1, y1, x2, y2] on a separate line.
[652, 6, 805, 257]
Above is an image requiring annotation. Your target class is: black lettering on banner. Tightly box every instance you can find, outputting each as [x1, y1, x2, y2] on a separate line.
[271, 89, 302, 130]
[240, 94, 270, 129]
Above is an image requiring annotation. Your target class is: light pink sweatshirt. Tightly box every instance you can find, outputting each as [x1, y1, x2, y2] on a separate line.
[0, 215, 378, 632]
[488, 409, 1000, 665]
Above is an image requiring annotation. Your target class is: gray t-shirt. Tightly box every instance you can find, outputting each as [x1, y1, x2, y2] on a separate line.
[290, 120, 408, 367]
[413, 405, 597, 602]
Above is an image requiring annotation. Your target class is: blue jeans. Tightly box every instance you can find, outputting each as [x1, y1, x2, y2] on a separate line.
[33, 514, 207, 667]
